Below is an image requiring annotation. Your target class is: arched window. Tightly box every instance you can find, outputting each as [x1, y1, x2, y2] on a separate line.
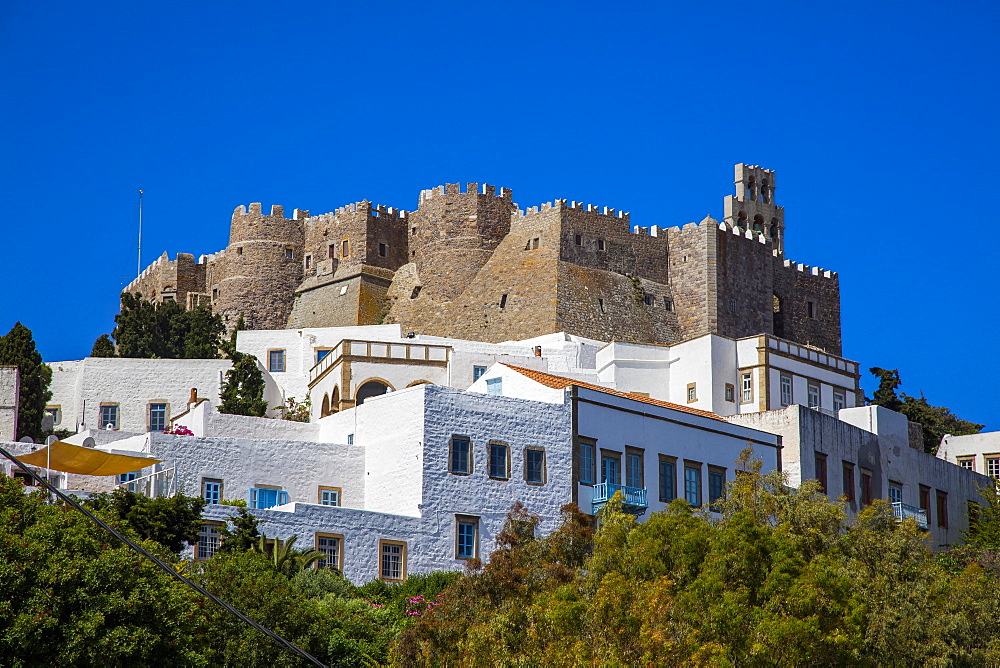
[406, 380, 433, 388]
[737, 211, 748, 229]
[760, 179, 770, 204]
[356, 380, 391, 405]
[321, 394, 331, 418]
[747, 178, 757, 201]
[753, 215, 764, 233]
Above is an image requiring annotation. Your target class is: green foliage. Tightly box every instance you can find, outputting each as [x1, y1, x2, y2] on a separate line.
[89, 333, 116, 357]
[278, 395, 312, 422]
[84, 487, 206, 554]
[252, 535, 326, 576]
[396, 451, 1000, 666]
[0, 322, 53, 442]
[293, 566, 359, 599]
[109, 293, 225, 359]
[218, 315, 269, 417]
[869, 366, 983, 453]
[0, 475, 209, 666]
[962, 485, 1000, 549]
[217, 506, 263, 553]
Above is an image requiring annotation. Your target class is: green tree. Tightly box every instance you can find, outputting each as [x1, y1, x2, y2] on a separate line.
[0, 322, 52, 442]
[110, 293, 225, 359]
[218, 506, 264, 553]
[869, 366, 983, 453]
[84, 487, 206, 554]
[218, 317, 268, 417]
[252, 535, 325, 576]
[90, 333, 116, 357]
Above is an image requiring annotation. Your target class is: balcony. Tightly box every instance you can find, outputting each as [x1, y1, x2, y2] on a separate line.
[591, 482, 648, 517]
[892, 501, 928, 530]
[308, 338, 451, 387]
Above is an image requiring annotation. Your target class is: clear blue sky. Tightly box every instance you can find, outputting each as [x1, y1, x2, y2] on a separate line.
[1, 1, 997, 430]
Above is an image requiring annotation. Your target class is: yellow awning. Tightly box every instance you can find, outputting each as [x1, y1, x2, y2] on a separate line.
[16, 440, 162, 477]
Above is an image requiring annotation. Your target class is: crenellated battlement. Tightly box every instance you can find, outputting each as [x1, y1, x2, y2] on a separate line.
[310, 200, 409, 219]
[781, 258, 836, 279]
[233, 203, 293, 219]
[521, 199, 630, 222]
[418, 182, 512, 203]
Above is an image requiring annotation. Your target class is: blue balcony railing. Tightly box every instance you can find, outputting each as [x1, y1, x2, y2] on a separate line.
[592, 482, 648, 517]
[892, 501, 928, 530]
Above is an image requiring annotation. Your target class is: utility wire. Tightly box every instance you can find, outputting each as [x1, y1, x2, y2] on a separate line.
[0, 444, 328, 668]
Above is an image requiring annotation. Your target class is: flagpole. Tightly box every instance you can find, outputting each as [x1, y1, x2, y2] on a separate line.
[137, 190, 144, 278]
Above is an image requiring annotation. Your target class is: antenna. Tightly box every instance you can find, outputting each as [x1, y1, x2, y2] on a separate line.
[137, 189, 144, 279]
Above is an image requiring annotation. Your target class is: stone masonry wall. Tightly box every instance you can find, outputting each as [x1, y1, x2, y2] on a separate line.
[121, 252, 207, 307]
[0, 366, 18, 441]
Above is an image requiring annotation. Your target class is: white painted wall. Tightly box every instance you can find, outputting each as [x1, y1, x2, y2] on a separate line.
[0, 366, 18, 441]
[938, 432, 1000, 478]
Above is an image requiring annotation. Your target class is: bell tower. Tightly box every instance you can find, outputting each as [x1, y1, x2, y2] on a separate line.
[723, 164, 785, 254]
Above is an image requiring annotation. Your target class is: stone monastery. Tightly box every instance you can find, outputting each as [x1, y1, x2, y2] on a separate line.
[126, 164, 841, 355]
[2, 164, 994, 584]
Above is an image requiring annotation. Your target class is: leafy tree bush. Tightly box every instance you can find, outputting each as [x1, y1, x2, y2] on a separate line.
[89, 333, 116, 357]
[869, 366, 983, 453]
[102, 293, 225, 360]
[0, 322, 52, 442]
[84, 487, 206, 554]
[218, 316, 268, 417]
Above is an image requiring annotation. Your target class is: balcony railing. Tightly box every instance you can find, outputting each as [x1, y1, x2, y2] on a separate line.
[118, 467, 175, 499]
[591, 482, 648, 517]
[892, 501, 928, 530]
[308, 339, 451, 386]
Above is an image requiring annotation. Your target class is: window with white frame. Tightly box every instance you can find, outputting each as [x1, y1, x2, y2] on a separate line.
[149, 403, 167, 432]
[268, 349, 286, 372]
[319, 486, 341, 506]
[780, 374, 793, 406]
[455, 516, 479, 560]
[316, 534, 342, 570]
[888, 482, 902, 505]
[380, 540, 406, 581]
[987, 457, 1000, 480]
[741, 373, 753, 403]
[100, 404, 119, 430]
[197, 523, 222, 560]
[473, 365, 487, 382]
[958, 457, 974, 471]
[450, 436, 472, 475]
[724, 384, 735, 402]
[833, 390, 846, 411]
[202, 478, 222, 505]
[807, 383, 820, 408]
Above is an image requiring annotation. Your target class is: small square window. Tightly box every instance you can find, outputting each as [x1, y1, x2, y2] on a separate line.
[149, 403, 167, 432]
[842, 463, 855, 502]
[936, 491, 948, 528]
[986, 457, 1000, 480]
[888, 482, 902, 505]
[833, 390, 846, 411]
[45, 406, 61, 426]
[574, 234, 582, 246]
[328, 245, 336, 259]
[249, 487, 289, 509]
[486, 377, 502, 396]
[741, 373, 753, 403]
[815, 454, 828, 493]
[117, 471, 138, 485]
[285, 247, 294, 260]
[729, 298, 738, 314]
[236, 247, 243, 256]
[806, 300, 817, 319]
[379, 243, 387, 257]
[202, 478, 223, 505]
[100, 404, 119, 430]
[663, 298, 672, 311]
[450, 436, 472, 475]
[525, 447, 546, 485]
[808, 383, 820, 408]
[577, 441, 595, 485]
[197, 523, 222, 560]
[342, 239, 350, 257]
[780, 374, 793, 406]
[596, 238, 606, 251]
[347, 433, 354, 445]
[410, 286, 421, 299]
[319, 486, 341, 506]
[860, 470, 873, 505]
[957, 457, 974, 471]
[473, 365, 487, 382]
[725, 384, 735, 402]
[686, 383, 697, 403]
[305, 255, 312, 269]
[268, 349, 286, 373]
[316, 348, 332, 364]
[598, 298, 605, 313]
[643, 293, 653, 306]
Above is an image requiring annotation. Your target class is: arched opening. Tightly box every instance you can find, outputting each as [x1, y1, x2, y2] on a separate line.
[406, 380, 433, 388]
[355, 379, 392, 405]
[772, 293, 785, 338]
[330, 386, 340, 413]
[753, 214, 764, 233]
[760, 179, 770, 203]
[321, 393, 331, 418]
[737, 211, 748, 229]
[747, 178, 757, 201]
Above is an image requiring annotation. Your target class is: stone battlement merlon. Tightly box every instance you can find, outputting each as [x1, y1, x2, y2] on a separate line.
[418, 182, 513, 203]
[233, 203, 294, 219]
[780, 258, 837, 279]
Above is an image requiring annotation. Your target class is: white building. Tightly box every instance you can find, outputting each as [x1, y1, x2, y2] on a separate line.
[0, 365, 18, 441]
[938, 432, 1000, 481]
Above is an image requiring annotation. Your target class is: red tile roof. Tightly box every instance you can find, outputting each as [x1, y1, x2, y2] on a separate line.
[501, 364, 724, 421]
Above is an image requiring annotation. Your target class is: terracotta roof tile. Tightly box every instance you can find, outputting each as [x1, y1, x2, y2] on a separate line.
[501, 364, 724, 421]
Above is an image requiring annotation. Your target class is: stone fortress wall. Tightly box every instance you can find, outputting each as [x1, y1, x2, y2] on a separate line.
[122, 164, 841, 356]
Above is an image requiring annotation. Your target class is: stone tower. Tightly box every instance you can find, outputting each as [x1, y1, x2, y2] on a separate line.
[723, 164, 785, 254]
[206, 204, 305, 330]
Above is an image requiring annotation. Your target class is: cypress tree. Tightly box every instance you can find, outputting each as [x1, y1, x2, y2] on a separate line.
[218, 316, 268, 417]
[0, 322, 53, 442]
[90, 334, 116, 357]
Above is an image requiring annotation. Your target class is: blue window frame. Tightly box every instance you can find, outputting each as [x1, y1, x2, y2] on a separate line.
[489, 441, 509, 479]
[450, 437, 471, 475]
[625, 452, 643, 488]
[709, 470, 726, 507]
[525, 448, 545, 484]
[659, 460, 676, 502]
[320, 488, 340, 506]
[486, 377, 502, 396]
[473, 365, 487, 382]
[316, 349, 332, 364]
[249, 487, 289, 509]
[684, 465, 701, 506]
[457, 519, 477, 559]
[601, 455, 620, 485]
[578, 442, 595, 484]
[149, 403, 167, 432]
[202, 479, 222, 505]
[268, 349, 286, 372]
[100, 404, 119, 430]
[117, 471, 139, 485]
